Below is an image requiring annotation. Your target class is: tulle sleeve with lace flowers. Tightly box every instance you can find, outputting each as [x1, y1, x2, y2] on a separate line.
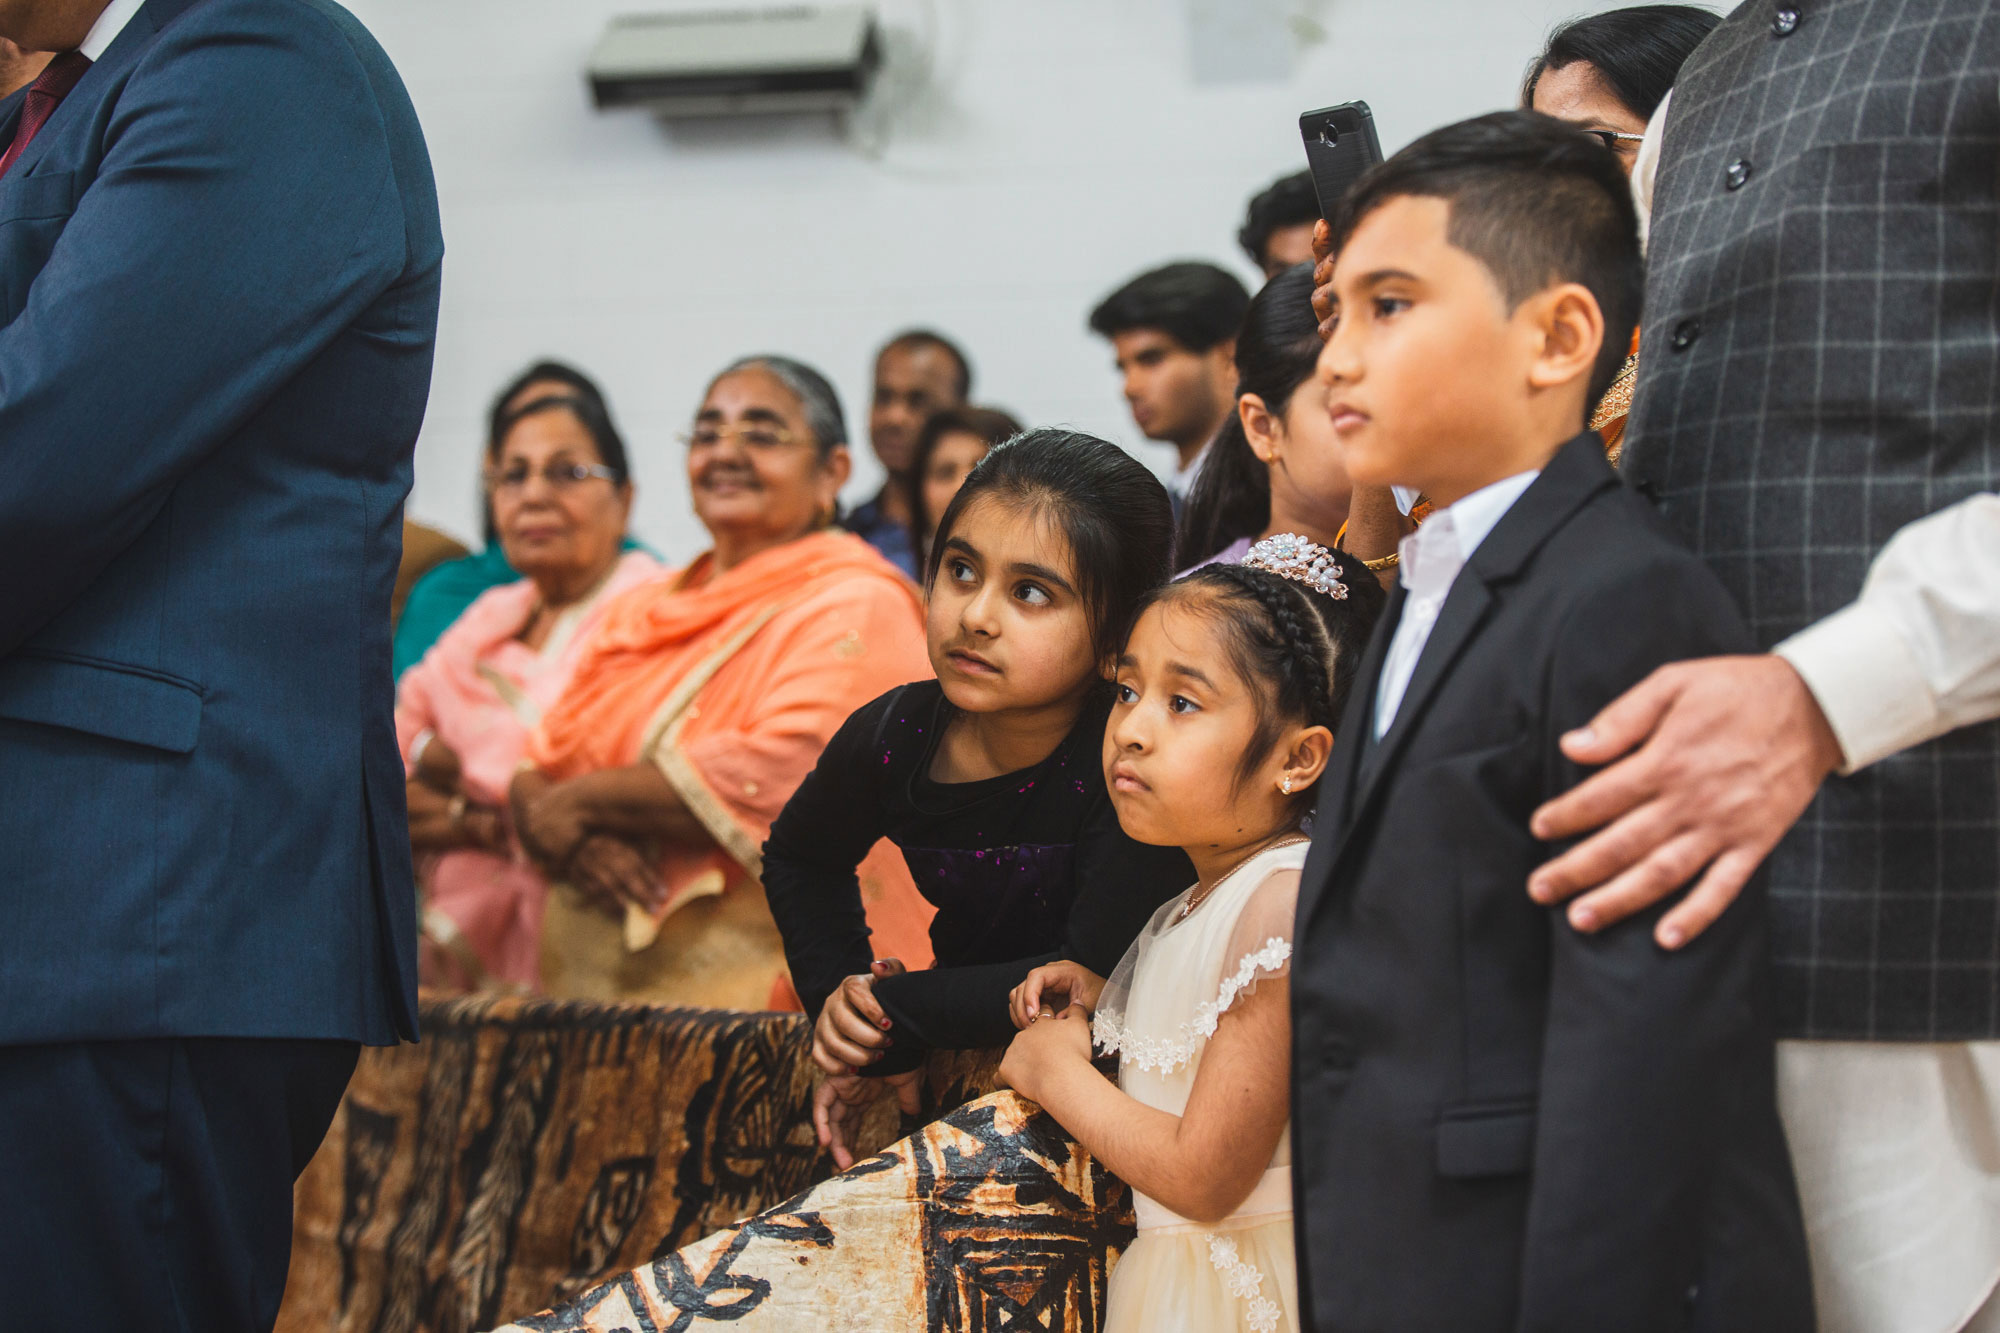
[1090, 844, 1304, 1081]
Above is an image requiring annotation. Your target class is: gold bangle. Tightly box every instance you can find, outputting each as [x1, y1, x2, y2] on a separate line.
[1363, 551, 1400, 573]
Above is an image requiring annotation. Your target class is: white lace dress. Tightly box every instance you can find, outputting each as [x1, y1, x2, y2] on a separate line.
[1092, 839, 1305, 1333]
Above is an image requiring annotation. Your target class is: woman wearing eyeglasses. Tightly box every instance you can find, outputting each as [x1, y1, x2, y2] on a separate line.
[1522, 4, 1720, 463]
[394, 389, 662, 991]
[511, 355, 937, 1010]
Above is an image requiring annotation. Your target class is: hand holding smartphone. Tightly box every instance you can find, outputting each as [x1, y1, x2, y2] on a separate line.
[1299, 101, 1384, 222]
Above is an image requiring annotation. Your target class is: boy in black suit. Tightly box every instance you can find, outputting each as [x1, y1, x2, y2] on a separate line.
[1289, 112, 1814, 1331]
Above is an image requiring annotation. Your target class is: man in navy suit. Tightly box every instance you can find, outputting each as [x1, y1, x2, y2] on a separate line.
[0, 0, 439, 1326]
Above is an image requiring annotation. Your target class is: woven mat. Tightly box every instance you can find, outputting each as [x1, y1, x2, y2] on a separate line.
[494, 1091, 1134, 1333]
[276, 994, 1001, 1333]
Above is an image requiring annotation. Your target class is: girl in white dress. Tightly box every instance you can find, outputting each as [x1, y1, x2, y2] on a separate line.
[999, 534, 1382, 1333]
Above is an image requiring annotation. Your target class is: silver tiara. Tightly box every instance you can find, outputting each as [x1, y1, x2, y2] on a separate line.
[1242, 533, 1349, 600]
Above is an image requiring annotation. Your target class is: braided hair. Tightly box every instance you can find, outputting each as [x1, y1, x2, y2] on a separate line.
[1138, 548, 1385, 793]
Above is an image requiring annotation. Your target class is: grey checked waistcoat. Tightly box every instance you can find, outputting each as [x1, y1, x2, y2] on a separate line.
[1625, 0, 2000, 1041]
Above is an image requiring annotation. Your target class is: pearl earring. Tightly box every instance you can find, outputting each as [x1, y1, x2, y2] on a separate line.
[1280, 775, 1294, 795]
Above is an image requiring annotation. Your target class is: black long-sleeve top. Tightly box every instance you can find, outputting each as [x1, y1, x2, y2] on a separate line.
[763, 680, 1193, 1074]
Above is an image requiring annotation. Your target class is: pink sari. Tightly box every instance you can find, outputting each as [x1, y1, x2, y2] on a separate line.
[395, 550, 662, 989]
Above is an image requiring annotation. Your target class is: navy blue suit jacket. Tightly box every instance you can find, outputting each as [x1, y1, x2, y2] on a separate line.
[0, 0, 440, 1045]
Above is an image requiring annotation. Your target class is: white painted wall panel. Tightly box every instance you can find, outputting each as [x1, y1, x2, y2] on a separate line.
[346, 0, 1641, 560]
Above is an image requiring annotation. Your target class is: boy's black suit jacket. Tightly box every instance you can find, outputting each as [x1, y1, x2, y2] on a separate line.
[1289, 434, 1814, 1332]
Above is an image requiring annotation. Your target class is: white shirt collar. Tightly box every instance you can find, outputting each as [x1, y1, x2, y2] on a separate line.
[1437, 469, 1540, 564]
[1397, 469, 1539, 601]
[79, 0, 143, 63]
[1373, 467, 1541, 740]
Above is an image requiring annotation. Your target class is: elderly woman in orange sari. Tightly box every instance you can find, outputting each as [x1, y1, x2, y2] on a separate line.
[511, 356, 936, 1010]
[398, 389, 662, 991]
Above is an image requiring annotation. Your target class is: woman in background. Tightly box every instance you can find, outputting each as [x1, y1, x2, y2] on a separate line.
[397, 390, 661, 990]
[512, 355, 936, 1010]
[394, 360, 614, 677]
[901, 405, 1023, 571]
[1522, 3, 1721, 461]
[1175, 264, 1349, 574]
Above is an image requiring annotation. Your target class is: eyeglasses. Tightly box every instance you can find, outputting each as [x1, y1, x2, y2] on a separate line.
[484, 461, 620, 495]
[1584, 129, 1647, 151]
[678, 422, 801, 451]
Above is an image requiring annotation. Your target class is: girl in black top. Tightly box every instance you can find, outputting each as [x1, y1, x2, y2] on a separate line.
[764, 428, 1189, 1165]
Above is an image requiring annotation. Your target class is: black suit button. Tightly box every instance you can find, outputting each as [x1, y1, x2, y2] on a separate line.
[1725, 158, 1753, 190]
[1670, 318, 1702, 351]
[1772, 7, 1800, 35]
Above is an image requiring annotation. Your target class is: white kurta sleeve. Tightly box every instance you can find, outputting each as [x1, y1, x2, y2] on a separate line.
[1775, 495, 2000, 773]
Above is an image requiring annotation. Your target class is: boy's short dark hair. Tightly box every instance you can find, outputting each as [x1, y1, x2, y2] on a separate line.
[1238, 170, 1321, 268]
[1088, 261, 1251, 353]
[1334, 110, 1643, 404]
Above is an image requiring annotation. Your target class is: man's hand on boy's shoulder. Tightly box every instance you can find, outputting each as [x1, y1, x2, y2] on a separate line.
[1526, 654, 1844, 949]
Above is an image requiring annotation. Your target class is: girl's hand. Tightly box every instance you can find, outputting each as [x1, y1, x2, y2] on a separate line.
[998, 1002, 1093, 1103]
[810, 958, 906, 1076]
[1009, 961, 1107, 1029]
[813, 1067, 922, 1171]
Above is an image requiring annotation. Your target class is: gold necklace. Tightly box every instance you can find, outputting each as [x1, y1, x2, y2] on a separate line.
[1176, 835, 1310, 924]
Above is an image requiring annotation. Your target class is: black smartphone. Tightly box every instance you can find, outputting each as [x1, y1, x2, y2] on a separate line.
[1299, 101, 1384, 221]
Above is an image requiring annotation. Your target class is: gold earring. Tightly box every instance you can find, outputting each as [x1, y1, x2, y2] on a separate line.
[1280, 775, 1294, 795]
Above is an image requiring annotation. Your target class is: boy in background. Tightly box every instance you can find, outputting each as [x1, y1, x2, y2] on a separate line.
[1290, 112, 1814, 1330]
[1089, 260, 1247, 501]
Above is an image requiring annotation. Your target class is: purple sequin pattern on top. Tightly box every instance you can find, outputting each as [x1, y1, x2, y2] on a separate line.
[899, 843, 1078, 964]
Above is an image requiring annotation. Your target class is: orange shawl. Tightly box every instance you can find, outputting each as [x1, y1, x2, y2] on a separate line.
[528, 531, 937, 974]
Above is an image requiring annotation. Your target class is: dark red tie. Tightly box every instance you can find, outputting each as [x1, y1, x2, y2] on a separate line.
[0, 50, 90, 180]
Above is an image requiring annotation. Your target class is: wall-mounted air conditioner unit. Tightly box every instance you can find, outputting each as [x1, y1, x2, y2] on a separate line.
[588, 6, 884, 118]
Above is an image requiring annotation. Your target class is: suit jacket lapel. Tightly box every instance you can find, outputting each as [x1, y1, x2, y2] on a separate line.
[6, 0, 186, 183]
[1296, 577, 1402, 930]
[1344, 572, 1496, 834]
[1297, 432, 1622, 934]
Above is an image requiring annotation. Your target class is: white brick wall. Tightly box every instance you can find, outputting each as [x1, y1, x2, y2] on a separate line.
[346, 0, 1623, 559]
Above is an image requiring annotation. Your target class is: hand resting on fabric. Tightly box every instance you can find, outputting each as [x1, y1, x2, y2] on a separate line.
[809, 958, 919, 1168]
[1009, 960, 1106, 1029]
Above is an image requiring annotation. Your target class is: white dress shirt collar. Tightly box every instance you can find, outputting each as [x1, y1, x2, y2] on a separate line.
[1418, 469, 1542, 576]
[1372, 468, 1541, 739]
[79, 0, 143, 62]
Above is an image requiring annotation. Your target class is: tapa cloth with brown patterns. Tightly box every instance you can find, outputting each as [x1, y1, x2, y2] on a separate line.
[274, 993, 1001, 1333]
[492, 1091, 1135, 1333]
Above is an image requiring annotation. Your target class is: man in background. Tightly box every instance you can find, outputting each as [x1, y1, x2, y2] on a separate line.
[0, 0, 439, 1326]
[1239, 169, 1320, 278]
[1524, 7, 2000, 1330]
[843, 328, 971, 579]
[1089, 260, 1248, 501]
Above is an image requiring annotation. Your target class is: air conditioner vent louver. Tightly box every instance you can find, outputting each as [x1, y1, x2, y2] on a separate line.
[588, 5, 883, 118]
